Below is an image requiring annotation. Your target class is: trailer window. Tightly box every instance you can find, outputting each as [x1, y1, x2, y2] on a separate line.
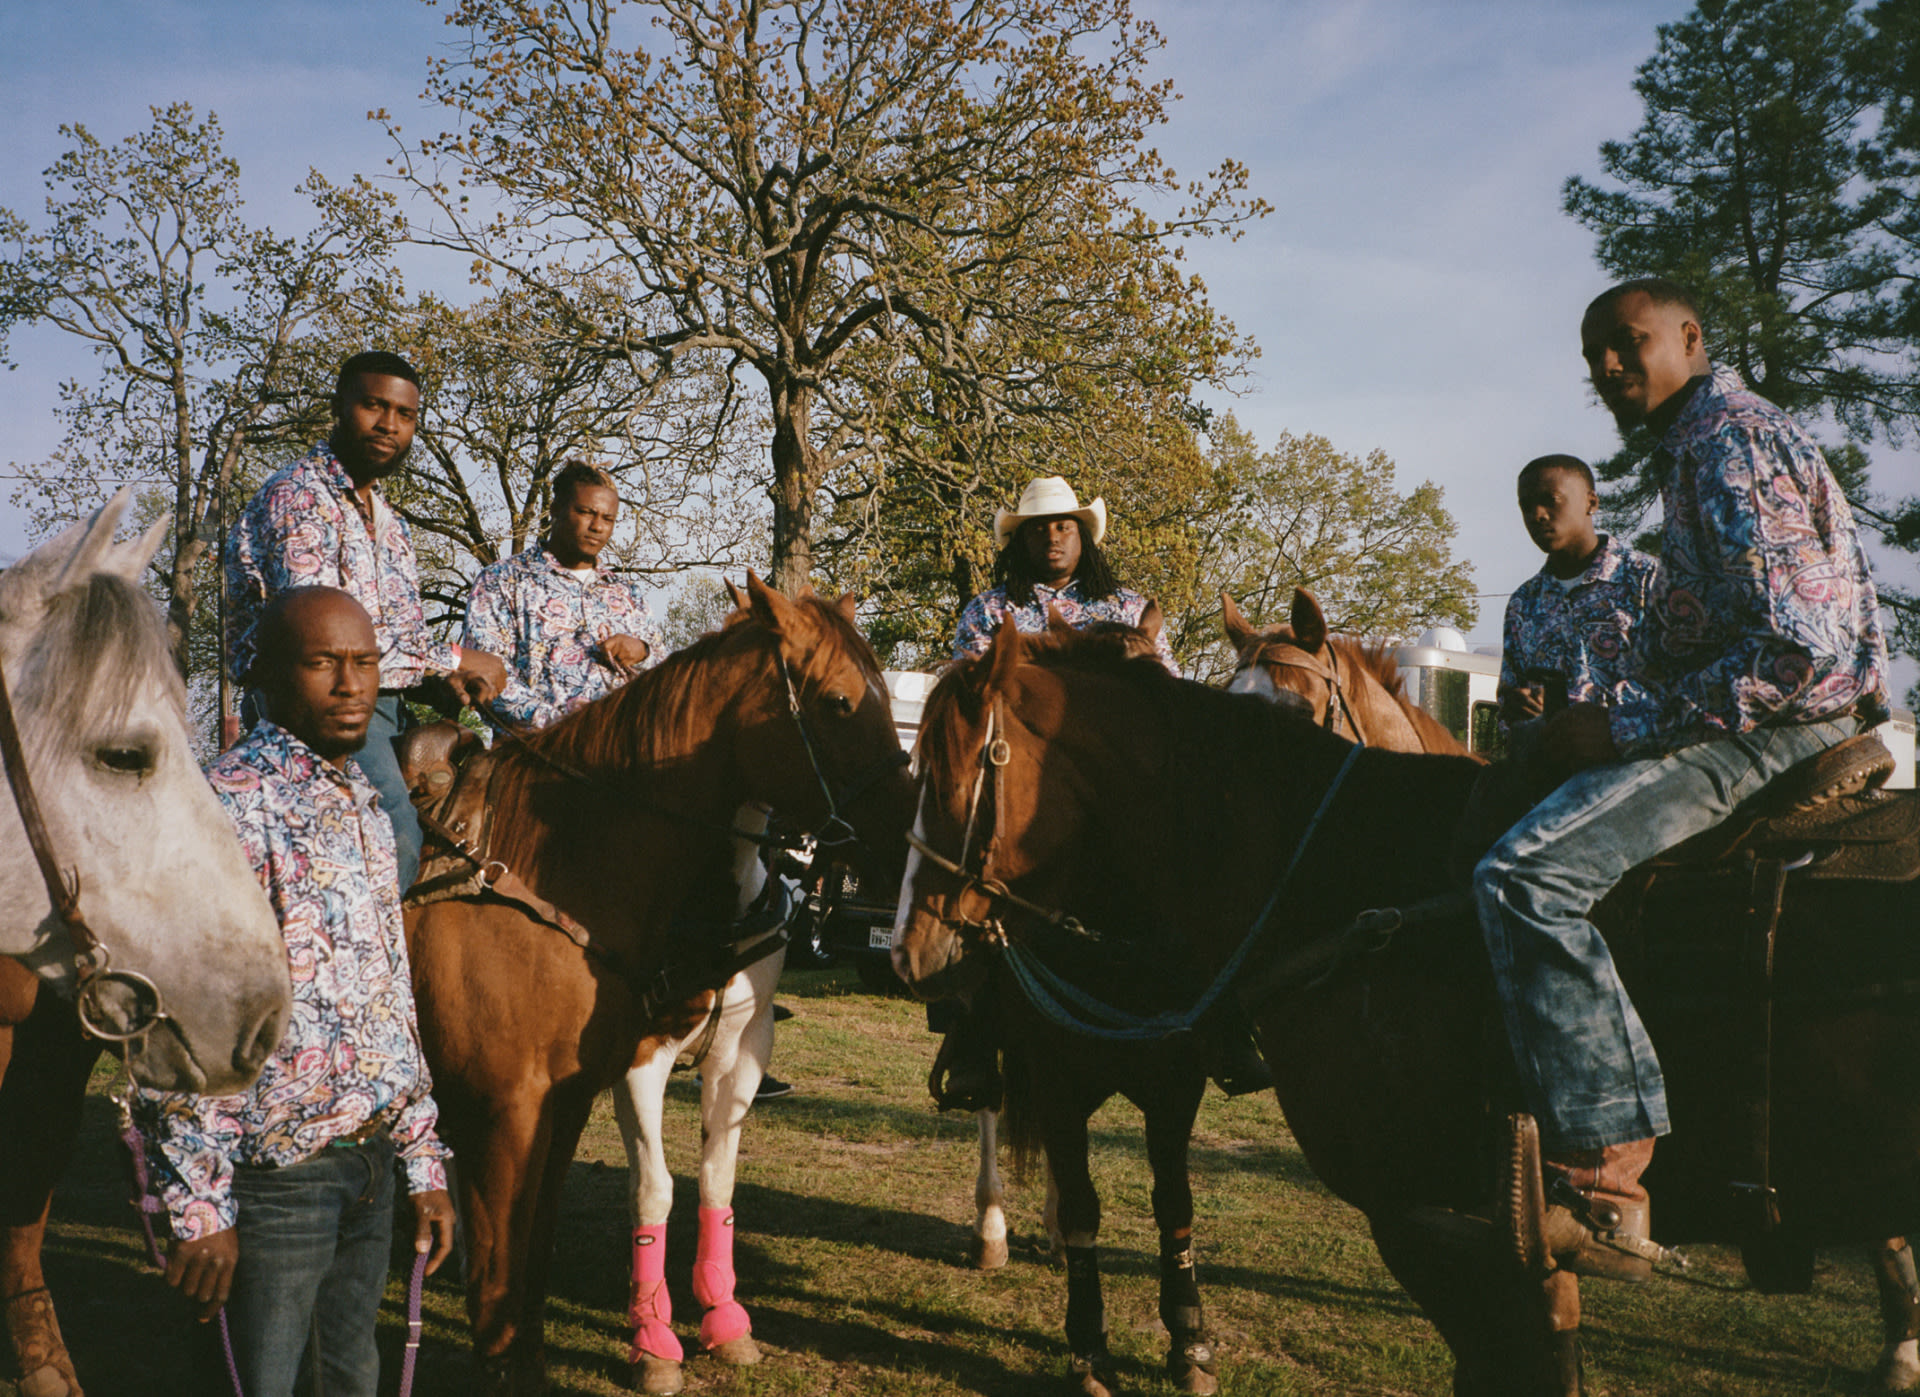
[1470, 702, 1505, 759]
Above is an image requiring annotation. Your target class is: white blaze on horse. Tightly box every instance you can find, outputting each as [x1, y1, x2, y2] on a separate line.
[0, 490, 288, 1093]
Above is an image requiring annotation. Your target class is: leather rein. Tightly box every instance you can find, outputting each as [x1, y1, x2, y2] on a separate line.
[1240, 639, 1368, 747]
[0, 653, 168, 1045]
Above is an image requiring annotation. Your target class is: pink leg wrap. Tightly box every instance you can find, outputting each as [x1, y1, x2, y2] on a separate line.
[628, 1224, 684, 1363]
[692, 1205, 752, 1349]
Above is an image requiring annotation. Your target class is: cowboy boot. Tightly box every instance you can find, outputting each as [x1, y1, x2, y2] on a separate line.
[928, 1000, 1002, 1113]
[1541, 1131, 1659, 1283]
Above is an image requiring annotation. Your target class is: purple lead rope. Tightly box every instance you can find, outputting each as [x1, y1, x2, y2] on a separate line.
[118, 1116, 429, 1397]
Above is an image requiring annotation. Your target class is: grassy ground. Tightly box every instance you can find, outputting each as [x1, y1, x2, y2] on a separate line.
[18, 964, 1895, 1395]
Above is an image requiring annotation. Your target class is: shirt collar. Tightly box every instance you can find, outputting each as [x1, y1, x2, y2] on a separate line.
[1656, 363, 1744, 453]
[1029, 578, 1085, 603]
[308, 442, 383, 517]
[240, 720, 370, 797]
[534, 546, 605, 583]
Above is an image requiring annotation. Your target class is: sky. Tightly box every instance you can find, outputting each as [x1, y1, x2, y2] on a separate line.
[2, 0, 1916, 687]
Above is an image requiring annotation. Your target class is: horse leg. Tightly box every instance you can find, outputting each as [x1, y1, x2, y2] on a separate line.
[513, 1083, 597, 1395]
[615, 1053, 685, 1396]
[1045, 1108, 1112, 1397]
[0, 967, 102, 1397]
[1873, 1238, 1920, 1392]
[972, 1108, 1010, 1270]
[691, 961, 780, 1367]
[453, 1088, 555, 1397]
[1143, 1065, 1215, 1396]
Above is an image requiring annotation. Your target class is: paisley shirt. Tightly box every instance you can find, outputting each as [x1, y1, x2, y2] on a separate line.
[462, 546, 667, 730]
[226, 443, 460, 690]
[952, 580, 1180, 675]
[1605, 364, 1888, 757]
[1500, 535, 1660, 711]
[133, 723, 450, 1241]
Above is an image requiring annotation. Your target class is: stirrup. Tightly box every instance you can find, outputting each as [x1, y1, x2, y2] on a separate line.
[927, 1036, 1002, 1113]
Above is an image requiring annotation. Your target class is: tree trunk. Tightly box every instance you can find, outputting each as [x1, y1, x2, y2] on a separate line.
[766, 372, 815, 595]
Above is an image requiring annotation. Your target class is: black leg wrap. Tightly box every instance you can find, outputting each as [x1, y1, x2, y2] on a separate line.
[1158, 1237, 1207, 1335]
[1064, 1244, 1108, 1358]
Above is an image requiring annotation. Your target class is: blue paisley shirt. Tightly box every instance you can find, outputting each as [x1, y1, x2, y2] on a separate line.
[1500, 535, 1660, 713]
[462, 546, 667, 730]
[1605, 364, 1888, 757]
[953, 580, 1180, 675]
[134, 723, 451, 1241]
[226, 443, 461, 691]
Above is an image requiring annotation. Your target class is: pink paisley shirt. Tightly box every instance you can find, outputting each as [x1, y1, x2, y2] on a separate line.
[226, 443, 460, 690]
[133, 722, 451, 1241]
[462, 546, 666, 730]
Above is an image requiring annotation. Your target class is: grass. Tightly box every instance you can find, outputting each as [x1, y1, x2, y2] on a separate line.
[15, 964, 1894, 1395]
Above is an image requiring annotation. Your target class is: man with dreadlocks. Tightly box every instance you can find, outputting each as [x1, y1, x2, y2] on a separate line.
[931, 476, 1270, 1111]
[952, 476, 1179, 674]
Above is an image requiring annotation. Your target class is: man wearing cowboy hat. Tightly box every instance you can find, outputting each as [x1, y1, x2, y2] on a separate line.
[952, 475, 1179, 673]
[931, 477, 1271, 1110]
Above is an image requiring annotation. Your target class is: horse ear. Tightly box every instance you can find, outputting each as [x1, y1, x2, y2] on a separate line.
[114, 513, 171, 582]
[1290, 587, 1328, 653]
[50, 488, 137, 597]
[987, 617, 1023, 688]
[1045, 603, 1074, 635]
[1221, 592, 1256, 652]
[795, 578, 818, 600]
[744, 571, 797, 637]
[1136, 597, 1163, 642]
[834, 591, 858, 624]
[723, 579, 751, 613]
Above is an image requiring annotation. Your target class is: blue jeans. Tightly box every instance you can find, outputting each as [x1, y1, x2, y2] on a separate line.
[226, 1132, 397, 1397]
[1474, 718, 1852, 1153]
[244, 690, 421, 892]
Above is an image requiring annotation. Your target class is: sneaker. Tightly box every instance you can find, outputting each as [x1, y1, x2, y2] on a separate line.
[754, 1075, 795, 1101]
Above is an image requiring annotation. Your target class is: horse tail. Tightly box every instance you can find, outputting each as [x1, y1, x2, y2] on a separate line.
[998, 1034, 1046, 1183]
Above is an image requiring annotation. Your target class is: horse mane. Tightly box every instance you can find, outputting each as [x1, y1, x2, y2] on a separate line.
[17, 571, 185, 759]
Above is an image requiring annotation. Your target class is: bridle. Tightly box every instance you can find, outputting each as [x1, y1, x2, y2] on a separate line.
[0, 653, 168, 1045]
[1239, 638, 1368, 746]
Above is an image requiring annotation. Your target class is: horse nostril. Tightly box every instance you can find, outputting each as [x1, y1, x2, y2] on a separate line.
[236, 1000, 287, 1076]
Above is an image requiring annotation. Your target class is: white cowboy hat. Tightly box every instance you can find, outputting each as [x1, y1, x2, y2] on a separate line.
[993, 476, 1107, 550]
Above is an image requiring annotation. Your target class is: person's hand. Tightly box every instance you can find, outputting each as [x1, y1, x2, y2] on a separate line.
[165, 1228, 239, 1321]
[1538, 702, 1618, 775]
[598, 634, 651, 676]
[1499, 683, 1545, 724]
[450, 648, 509, 708]
[412, 1188, 457, 1276]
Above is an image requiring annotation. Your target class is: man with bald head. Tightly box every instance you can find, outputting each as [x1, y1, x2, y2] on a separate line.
[135, 587, 455, 1396]
[1473, 278, 1888, 1279]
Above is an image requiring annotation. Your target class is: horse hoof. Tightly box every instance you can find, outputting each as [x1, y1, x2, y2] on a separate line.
[20, 1367, 81, 1397]
[1069, 1355, 1114, 1397]
[1168, 1338, 1220, 1395]
[971, 1234, 1009, 1270]
[1876, 1338, 1920, 1392]
[632, 1354, 685, 1394]
[707, 1335, 762, 1366]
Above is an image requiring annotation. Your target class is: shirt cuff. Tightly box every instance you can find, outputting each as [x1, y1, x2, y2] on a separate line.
[404, 1153, 450, 1196]
[170, 1194, 237, 1243]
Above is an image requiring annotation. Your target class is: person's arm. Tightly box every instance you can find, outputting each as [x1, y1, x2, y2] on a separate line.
[952, 593, 996, 661]
[227, 475, 345, 684]
[463, 565, 559, 728]
[1497, 591, 1545, 725]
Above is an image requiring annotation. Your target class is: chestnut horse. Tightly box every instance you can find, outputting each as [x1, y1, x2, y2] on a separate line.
[895, 619, 1920, 1395]
[406, 577, 913, 1395]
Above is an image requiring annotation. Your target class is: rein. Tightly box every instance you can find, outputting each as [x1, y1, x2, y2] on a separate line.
[0, 653, 168, 1045]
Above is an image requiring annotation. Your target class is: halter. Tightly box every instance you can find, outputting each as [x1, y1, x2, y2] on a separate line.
[1242, 639, 1367, 746]
[0, 653, 168, 1045]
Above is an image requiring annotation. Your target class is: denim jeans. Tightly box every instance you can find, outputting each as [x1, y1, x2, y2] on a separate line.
[1474, 718, 1852, 1153]
[245, 689, 422, 892]
[226, 1132, 397, 1397]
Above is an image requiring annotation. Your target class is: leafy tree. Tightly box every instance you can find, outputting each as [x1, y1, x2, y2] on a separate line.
[0, 104, 399, 690]
[1562, 0, 1920, 680]
[1181, 414, 1477, 682]
[388, 0, 1263, 594]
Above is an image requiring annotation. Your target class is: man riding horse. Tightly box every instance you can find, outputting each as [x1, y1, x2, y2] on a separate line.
[1475, 278, 1890, 1280]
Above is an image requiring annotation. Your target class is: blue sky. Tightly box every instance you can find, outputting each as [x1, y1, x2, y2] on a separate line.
[3, 0, 1915, 683]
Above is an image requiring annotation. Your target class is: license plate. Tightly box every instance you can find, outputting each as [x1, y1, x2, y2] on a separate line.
[867, 926, 893, 950]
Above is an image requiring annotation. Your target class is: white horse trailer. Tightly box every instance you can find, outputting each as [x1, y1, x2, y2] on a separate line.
[1391, 629, 1917, 790]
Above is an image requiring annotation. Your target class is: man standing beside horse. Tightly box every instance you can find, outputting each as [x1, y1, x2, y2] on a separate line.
[134, 587, 456, 1396]
[226, 350, 510, 891]
[1475, 277, 1889, 1277]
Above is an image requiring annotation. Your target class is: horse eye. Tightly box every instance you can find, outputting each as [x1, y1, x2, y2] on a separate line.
[826, 692, 855, 717]
[95, 745, 154, 776]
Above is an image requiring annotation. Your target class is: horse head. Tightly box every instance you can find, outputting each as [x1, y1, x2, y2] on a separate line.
[727, 573, 916, 886]
[0, 490, 290, 1093]
[892, 617, 1164, 1001]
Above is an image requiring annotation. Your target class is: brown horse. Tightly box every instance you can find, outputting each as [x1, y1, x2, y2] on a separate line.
[406, 576, 914, 1394]
[1222, 588, 1465, 755]
[895, 619, 1920, 1395]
